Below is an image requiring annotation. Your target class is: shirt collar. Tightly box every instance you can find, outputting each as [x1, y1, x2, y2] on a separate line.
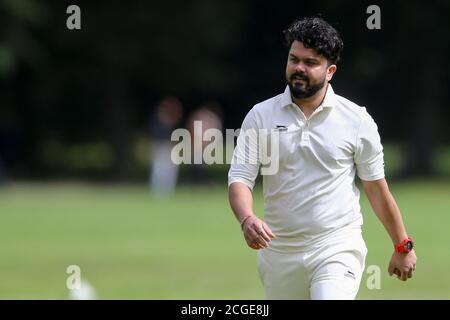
[281, 84, 338, 109]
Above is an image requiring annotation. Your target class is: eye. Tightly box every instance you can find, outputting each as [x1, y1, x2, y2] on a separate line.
[305, 60, 318, 66]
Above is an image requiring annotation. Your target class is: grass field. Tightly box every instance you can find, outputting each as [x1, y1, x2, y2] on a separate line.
[0, 180, 449, 299]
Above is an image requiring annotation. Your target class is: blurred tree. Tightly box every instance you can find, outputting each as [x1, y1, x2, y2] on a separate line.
[0, 0, 449, 180]
[392, 0, 449, 178]
[1, 0, 249, 180]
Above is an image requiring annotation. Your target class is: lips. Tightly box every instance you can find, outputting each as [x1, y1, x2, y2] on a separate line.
[292, 77, 308, 86]
[291, 75, 308, 82]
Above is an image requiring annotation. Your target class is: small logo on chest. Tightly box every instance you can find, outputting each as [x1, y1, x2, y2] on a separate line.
[275, 125, 288, 131]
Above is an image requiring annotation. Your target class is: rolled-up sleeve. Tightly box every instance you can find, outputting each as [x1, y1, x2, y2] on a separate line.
[354, 110, 385, 181]
[228, 109, 261, 190]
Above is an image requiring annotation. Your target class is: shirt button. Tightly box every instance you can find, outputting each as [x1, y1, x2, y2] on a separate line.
[301, 131, 309, 141]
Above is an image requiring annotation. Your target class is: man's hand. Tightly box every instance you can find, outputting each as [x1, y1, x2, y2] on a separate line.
[241, 215, 275, 250]
[388, 249, 417, 281]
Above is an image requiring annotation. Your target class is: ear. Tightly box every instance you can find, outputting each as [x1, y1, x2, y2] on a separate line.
[326, 64, 337, 81]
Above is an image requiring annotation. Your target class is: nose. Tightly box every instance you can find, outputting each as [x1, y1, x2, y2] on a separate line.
[295, 61, 306, 73]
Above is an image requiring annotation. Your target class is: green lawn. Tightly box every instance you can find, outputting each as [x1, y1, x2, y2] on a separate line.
[0, 180, 449, 299]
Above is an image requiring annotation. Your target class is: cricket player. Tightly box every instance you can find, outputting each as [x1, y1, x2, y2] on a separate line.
[228, 17, 417, 299]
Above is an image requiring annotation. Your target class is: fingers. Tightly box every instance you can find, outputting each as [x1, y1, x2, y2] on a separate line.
[407, 264, 416, 279]
[395, 267, 415, 281]
[390, 265, 415, 281]
[244, 230, 268, 249]
[250, 227, 269, 247]
[249, 242, 262, 250]
[256, 234, 269, 248]
[243, 217, 275, 249]
[407, 268, 413, 279]
[249, 242, 264, 250]
[389, 249, 417, 281]
[400, 270, 407, 281]
[388, 264, 395, 276]
[248, 239, 266, 250]
[262, 223, 276, 239]
[257, 227, 272, 242]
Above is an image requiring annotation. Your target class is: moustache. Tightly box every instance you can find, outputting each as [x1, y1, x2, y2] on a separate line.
[290, 72, 309, 82]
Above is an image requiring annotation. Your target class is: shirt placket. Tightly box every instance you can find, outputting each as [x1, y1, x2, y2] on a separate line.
[295, 105, 323, 147]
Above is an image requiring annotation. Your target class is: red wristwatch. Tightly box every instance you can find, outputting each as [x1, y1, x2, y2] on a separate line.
[395, 237, 414, 253]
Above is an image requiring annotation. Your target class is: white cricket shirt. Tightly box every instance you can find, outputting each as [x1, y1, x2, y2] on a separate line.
[228, 84, 385, 250]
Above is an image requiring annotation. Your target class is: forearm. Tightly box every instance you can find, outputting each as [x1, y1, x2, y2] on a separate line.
[362, 179, 408, 245]
[228, 182, 255, 224]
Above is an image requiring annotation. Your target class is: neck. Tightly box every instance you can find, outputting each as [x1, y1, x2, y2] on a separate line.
[292, 83, 328, 117]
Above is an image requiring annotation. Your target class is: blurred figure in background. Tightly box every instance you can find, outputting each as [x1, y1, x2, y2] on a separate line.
[149, 97, 183, 195]
[186, 101, 223, 185]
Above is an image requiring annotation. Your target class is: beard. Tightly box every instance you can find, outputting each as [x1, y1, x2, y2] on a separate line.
[287, 72, 326, 99]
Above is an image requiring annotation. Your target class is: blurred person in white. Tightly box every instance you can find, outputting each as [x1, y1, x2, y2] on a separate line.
[186, 101, 223, 184]
[149, 97, 183, 195]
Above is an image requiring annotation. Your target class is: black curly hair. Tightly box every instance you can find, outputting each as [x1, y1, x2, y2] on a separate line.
[283, 17, 344, 65]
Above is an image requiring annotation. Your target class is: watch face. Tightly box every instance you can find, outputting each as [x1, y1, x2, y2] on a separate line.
[405, 241, 413, 251]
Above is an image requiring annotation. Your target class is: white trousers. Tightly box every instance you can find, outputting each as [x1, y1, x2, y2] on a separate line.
[256, 226, 367, 300]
